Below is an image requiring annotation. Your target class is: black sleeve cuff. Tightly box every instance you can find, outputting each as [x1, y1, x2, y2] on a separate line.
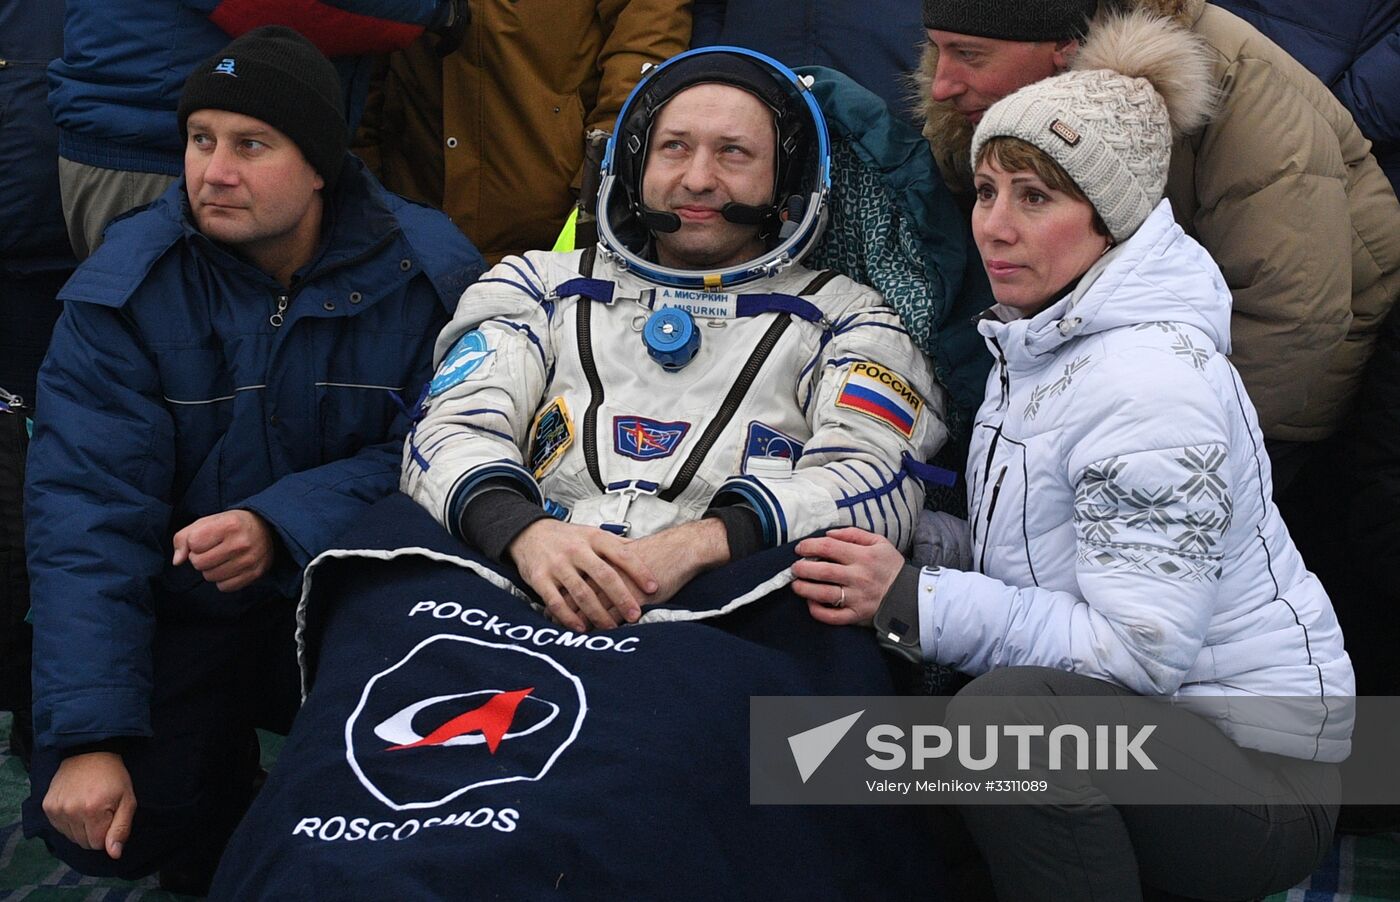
[458, 483, 550, 563]
[60, 738, 136, 760]
[884, 564, 923, 610]
[704, 505, 766, 562]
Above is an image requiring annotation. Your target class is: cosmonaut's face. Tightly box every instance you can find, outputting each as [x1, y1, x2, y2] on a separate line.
[641, 83, 777, 271]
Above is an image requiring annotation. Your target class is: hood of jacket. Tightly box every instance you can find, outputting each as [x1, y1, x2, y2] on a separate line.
[979, 200, 1232, 372]
[917, 0, 1207, 190]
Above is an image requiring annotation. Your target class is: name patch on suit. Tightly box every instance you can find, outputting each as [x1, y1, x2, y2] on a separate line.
[835, 362, 923, 439]
[528, 397, 573, 478]
[429, 330, 495, 397]
[653, 288, 739, 320]
[613, 416, 690, 461]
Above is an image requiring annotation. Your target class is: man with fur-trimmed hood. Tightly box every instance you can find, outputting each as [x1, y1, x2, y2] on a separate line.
[918, 0, 1400, 491]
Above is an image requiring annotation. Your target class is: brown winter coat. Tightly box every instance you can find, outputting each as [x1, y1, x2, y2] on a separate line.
[355, 0, 691, 264]
[919, 0, 1400, 442]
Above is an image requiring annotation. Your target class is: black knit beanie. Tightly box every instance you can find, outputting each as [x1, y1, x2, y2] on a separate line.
[178, 26, 347, 189]
[922, 0, 1098, 41]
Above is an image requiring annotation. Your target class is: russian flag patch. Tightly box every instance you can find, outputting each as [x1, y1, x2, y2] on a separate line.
[835, 362, 923, 439]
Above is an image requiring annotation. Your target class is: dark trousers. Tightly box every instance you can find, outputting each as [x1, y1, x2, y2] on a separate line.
[23, 598, 301, 880]
[0, 268, 67, 408]
[0, 404, 31, 716]
[950, 667, 1338, 902]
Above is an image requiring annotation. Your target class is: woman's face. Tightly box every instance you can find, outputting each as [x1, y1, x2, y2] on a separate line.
[972, 157, 1112, 316]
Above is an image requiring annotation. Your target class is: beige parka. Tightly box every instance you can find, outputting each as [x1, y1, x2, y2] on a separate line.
[355, 0, 691, 265]
[919, 0, 1400, 442]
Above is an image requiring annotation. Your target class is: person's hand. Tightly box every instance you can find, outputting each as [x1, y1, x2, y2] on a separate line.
[508, 519, 659, 631]
[792, 527, 906, 626]
[624, 518, 730, 609]
[42, 752, 136, 860]
[171, 509, 276, 592]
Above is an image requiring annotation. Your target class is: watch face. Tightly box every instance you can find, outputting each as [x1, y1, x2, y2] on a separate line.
[881, 613, 915, 644]
[875, 600, 919, 645]
[874, 611, 923, 665]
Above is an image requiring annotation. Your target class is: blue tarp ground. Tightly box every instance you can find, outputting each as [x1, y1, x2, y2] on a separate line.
[210, 494, 946, 901]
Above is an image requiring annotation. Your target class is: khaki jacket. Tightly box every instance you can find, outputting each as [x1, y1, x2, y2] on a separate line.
[356, 0, 691, 264]
[919, 0, 1400, 441]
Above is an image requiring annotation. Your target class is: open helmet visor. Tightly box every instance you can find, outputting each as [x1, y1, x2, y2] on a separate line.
[596, 46, 831, 289]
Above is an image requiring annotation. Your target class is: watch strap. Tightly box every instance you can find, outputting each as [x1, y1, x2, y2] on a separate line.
[873, 564, 931, 663]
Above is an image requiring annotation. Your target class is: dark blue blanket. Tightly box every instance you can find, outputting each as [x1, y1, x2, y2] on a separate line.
[211, 494, 944, 900]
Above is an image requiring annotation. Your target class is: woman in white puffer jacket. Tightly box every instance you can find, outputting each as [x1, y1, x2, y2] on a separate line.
[791, 10, 1353, 901]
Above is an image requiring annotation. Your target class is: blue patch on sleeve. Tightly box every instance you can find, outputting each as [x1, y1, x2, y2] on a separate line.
[744, 421, 804, 463]
[429, 330, 495, 397]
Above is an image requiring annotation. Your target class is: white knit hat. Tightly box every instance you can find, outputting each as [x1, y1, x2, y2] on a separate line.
[969, 10, 1215, 242]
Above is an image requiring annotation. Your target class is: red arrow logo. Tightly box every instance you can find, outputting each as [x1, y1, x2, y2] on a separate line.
[386, 688, 534, 754]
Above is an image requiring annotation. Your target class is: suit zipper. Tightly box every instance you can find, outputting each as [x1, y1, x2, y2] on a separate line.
[977, 465, 1008, 573]
[577, 298, 607, 492]
[660, 314, 793, 502]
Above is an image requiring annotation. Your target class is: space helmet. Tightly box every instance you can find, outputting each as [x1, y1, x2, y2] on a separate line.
[595, 46, 831, 289]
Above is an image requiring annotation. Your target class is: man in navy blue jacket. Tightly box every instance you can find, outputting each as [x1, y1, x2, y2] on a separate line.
[22, 27, 483, 891]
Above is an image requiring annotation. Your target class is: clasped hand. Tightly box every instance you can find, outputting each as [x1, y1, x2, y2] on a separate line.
[508, 518, 728, 632]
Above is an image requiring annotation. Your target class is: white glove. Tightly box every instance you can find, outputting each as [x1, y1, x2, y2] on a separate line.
[910, 509, 971, 570]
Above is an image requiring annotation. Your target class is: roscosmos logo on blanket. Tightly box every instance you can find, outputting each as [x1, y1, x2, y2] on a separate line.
[346, 635, 588, 811]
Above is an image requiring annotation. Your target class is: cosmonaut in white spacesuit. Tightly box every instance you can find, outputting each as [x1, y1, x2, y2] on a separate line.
[403, 46, 949, 632]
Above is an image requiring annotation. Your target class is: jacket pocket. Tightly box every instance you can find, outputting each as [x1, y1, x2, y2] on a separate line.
[970, 430, 1040, 585]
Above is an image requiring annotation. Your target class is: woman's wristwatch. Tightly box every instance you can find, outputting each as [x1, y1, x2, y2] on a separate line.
[873, 565, 936, 664]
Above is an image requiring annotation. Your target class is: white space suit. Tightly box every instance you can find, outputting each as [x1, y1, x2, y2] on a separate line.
[402, 247, 946, 550]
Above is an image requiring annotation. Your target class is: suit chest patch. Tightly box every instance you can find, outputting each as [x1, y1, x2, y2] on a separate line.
[613, 416, 690, 461]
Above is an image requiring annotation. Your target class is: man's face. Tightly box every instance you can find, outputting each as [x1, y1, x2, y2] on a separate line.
[926, 31, 1073, 125]
[184, 109, 323, 253]
[641, 83, 776, 270]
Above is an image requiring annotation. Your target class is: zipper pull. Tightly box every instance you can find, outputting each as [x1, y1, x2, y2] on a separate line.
[270, 293, 289, 328]
[0, 385, 25, 412]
